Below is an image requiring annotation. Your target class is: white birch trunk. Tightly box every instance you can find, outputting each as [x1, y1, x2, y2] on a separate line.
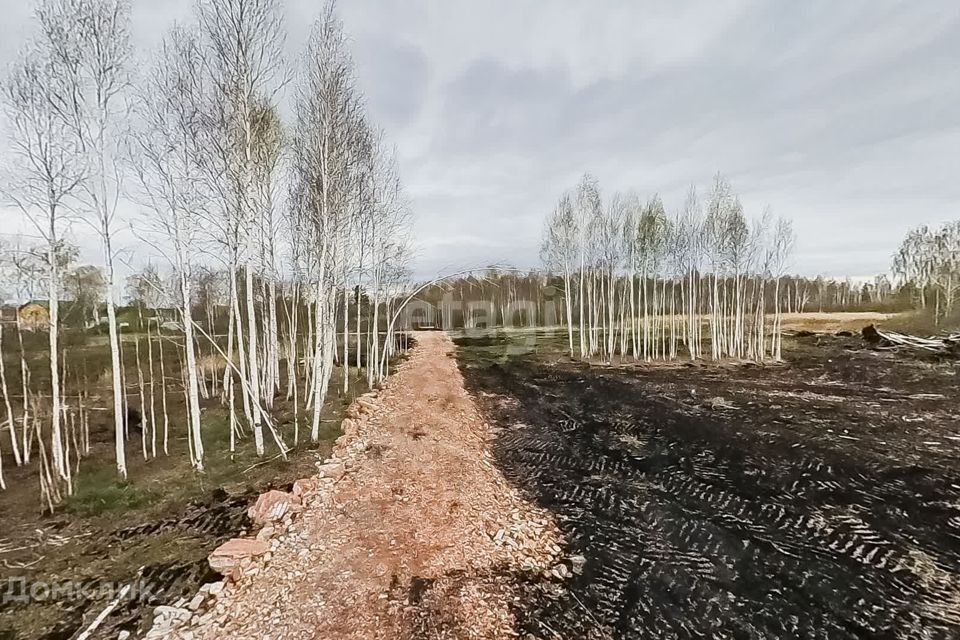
[0, 323, 22, 466]
[180, 269, 204, 471]
[48, 227, 66, 482]
[245, 262, 264, 455]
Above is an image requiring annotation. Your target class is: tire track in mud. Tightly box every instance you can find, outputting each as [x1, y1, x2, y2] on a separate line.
[463, 361, 960, 639]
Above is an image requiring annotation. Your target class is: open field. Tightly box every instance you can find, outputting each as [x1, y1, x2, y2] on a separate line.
[778, 311, 908, 333]
[454, 328, 960, 638]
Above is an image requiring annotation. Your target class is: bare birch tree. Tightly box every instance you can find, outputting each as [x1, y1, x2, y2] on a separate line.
[1, 34, 86, 486]
[35, 0, 133, 477]
[894, 221, 960, 323]
[198, 0, 285, 456]
[290, 1, 362, 441]
[130, 27, 208, 470]
[541, 193, 578, 356]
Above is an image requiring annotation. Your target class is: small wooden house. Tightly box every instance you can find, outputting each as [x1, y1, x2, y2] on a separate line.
[18, 301, 50, 332]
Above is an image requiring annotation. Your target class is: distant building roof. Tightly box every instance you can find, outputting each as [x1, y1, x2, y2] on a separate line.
[16, 300, 78, 310]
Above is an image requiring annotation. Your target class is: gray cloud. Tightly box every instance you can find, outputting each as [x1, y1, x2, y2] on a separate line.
[352, 36, 429, 129]
[405, 1, 960, 277]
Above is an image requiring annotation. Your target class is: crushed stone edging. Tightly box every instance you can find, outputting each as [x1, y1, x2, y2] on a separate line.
[142, 387, 384, 639]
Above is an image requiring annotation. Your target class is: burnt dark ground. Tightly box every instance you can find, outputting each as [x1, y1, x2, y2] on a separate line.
[456, 331, 960, 639]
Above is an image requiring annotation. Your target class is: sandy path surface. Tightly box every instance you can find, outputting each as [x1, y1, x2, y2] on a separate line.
[184, 332, 562, 639]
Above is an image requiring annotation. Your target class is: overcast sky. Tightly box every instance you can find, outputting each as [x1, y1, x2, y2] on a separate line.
[1, 0, 959, 281]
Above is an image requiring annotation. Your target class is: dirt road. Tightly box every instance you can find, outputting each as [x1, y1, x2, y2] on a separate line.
[181, 332, 562, 639]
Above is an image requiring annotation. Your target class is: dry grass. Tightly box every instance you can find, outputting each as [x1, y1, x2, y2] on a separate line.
[531, 312, 918, 337]
[780, 311, 912, 333]
[196, 353, 229, 375]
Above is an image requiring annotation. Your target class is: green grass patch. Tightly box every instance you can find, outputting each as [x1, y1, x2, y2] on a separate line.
[64, 474, 162, 516]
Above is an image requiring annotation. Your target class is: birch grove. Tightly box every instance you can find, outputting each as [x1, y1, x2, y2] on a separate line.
[541, 173, 797, 363]
[287, 3, 410, 442]
[894, 221, 960, 325]
[0, 0, 412, 507]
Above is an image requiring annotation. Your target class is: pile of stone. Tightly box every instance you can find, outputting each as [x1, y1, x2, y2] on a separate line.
[141, 580, 224, 640]
[138, 390, 382, 640]
[489, 508, 568, 577]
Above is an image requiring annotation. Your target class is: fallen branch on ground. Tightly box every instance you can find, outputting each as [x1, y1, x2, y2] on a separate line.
[862, 325, 960, 356]
[75, 566, 145, 640]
